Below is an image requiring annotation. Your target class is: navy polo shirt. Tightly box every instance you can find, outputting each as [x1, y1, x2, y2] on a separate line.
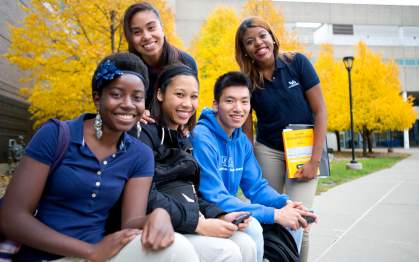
[145, 50, 198, 108]
[251, 53, 320, 151]
[20, 114, 154, 260]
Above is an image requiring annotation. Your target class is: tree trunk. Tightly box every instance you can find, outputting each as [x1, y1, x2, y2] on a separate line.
[335, 131, 341, 152]
[367, 129, 373, 153]
[362, 126, 368, 157]
[388, 130, 394, 153]
[110, 10, 116, 53]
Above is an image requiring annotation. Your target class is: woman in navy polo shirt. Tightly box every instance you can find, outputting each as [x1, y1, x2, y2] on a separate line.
[123, 2, 198, 124]
[235, 17, 327, 262]
[0, 53, 198, 262]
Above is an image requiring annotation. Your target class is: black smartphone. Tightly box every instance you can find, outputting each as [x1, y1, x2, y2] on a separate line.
[302, 211, 315, 224]
[302, 215, 315, 224]
[232, 213, 251, 225]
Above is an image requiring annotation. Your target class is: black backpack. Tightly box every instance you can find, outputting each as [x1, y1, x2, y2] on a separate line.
[263, 224, 300, 262]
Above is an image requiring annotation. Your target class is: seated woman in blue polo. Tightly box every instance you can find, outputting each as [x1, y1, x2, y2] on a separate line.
[0, 53, 199, 262]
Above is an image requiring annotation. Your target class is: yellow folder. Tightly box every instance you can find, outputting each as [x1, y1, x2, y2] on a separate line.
[282, 128, 319, 179]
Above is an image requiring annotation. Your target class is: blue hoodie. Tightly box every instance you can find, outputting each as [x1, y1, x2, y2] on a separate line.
[191, 108, 289, 224]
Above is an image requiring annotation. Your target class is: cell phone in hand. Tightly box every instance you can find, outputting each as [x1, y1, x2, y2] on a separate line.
[232, 213, 251, 225]
[302, 211, 315, 224]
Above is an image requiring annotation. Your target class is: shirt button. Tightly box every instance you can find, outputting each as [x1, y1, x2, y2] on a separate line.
[97, 171, 102, 175]
[273, 76, 276, 80]
[91, 193, 97, 198]
[112, 154, 116, 158]
[103, 160, 108, 165]
[96, 182, 101, 187]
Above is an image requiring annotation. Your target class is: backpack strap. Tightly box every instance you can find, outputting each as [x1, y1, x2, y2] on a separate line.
[48, 119, 70, 174]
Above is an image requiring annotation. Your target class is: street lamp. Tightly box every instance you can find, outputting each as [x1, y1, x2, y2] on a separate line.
[343, 56, 362, 170]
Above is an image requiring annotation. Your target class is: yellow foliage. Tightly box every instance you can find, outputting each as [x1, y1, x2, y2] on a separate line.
[350, 42, 415, 132]
[190, 6, 240, 115]
[315, 44, 348, 132]
[241, 0, 303, 51]
[6, 0, 180, 127]
[315, 42, 415, 134]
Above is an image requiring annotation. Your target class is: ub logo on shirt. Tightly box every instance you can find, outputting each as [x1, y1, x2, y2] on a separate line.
[288, 80, 299, 89]
[219, 155, 243, 172]
[220, 156, 233, 171]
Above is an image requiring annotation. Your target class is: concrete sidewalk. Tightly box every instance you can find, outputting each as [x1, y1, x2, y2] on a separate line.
[309, 149, 419, 262]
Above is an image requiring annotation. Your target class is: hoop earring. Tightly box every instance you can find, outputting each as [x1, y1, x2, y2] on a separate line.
[94, 113, 103, 139]
[136, 121, 141, 138]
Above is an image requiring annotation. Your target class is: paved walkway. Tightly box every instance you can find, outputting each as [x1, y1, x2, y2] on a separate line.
[309, 148, 419, 262]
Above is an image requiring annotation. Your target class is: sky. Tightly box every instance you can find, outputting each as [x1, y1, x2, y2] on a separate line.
[275, 0, 419, 6]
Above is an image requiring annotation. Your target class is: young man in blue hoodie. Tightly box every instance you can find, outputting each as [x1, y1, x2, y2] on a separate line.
[191, 72, 317, 262]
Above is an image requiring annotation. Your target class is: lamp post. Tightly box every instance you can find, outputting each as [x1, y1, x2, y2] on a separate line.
[343, 56, 362, 170]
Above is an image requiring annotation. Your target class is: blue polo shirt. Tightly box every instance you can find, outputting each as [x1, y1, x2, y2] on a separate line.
[251, 53, 320, 151]
[19, 113, 154, 260]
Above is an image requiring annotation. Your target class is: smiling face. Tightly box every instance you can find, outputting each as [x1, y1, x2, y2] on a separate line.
[242, 26, 275, 67]
[213, 85, 251, 137]
[157, 75, 199, 130]
[129, 10, 165, 65]
[94, 74, 145, 134]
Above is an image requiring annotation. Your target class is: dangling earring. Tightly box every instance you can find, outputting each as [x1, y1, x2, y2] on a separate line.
[94, 113, 103, 139]
[244, 53, 248, 57]
[273, 41, 276, 45]
[136, 121, 141, 138]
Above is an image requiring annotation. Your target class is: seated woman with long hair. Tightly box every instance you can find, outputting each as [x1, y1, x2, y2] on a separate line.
[135, 63, 257, 262]
[0, 53, 199, 262]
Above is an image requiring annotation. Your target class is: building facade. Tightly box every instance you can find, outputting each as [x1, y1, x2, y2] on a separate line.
[0, 0, 33, 162]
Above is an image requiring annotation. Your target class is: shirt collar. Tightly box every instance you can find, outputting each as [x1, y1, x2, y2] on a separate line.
[70, 113, 132, 152]
[118, 132, 133, 152]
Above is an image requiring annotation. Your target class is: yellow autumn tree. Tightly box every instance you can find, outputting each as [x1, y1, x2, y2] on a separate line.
[314, 44, 347, 151]
[190, 6, 240, 115]
[241, 0, 302, 51]
[351, 42, 416, 155]
[6, 0, 181, 127]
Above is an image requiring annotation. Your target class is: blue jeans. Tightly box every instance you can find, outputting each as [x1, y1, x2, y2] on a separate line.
[244, 218, 264, 262]
[288, 227, 303, 253]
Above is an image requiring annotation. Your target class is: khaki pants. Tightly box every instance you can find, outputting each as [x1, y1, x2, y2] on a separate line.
[52, 233, 199, 262]
[184, 231, 257, 262]
[254, 142, 318, 262]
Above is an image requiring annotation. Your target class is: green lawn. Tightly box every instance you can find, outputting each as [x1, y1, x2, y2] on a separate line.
[317, 154, 409, 194]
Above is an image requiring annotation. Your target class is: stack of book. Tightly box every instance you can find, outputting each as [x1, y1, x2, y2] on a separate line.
[282, 124, 330, 178]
